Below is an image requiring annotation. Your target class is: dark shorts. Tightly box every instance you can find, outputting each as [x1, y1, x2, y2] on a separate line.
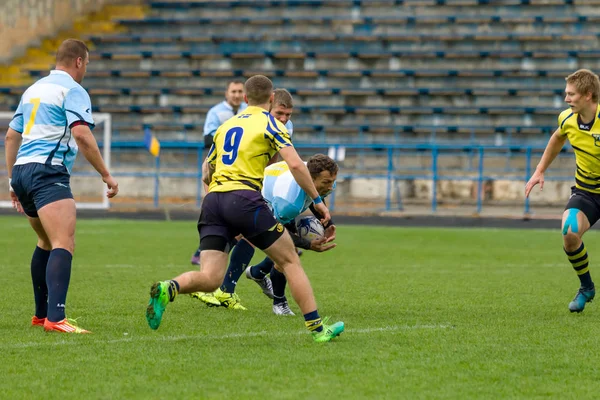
[198, 190, 285, 251]
[284, 221, 297, 234]
[11, 163, 73, 218]
[204, 134, 213, 149]
[565, 186, 600, 226]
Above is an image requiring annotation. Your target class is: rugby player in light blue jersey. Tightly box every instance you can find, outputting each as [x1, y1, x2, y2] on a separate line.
[4, 39, 118, 334]
[194, 154, 338, 314]
[202, 80, 247, 150]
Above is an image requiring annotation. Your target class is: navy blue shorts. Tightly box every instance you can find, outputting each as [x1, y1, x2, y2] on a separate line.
[11, 163, 73, 218]
[198, 190, 284, 251]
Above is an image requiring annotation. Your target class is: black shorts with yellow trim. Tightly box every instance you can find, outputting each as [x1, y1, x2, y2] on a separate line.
[565, 185, 600, 226]
[198, 190, 284, 252]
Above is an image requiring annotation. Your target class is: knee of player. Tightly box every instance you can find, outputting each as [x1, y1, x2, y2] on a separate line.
[563, 230, 581, 248]
[51, 239, 75, 254]
[36, 240, 52, 251]
[266, 244, 299, 269]
[562, 208, 582, 238]
[276, 256, 301, 272]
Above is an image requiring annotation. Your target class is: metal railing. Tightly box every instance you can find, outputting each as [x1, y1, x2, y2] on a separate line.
[95, 141, 575, 214]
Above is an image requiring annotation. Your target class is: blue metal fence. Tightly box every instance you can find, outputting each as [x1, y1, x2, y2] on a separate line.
[101, 141, 575, 214]
[1, 139, 575, 213]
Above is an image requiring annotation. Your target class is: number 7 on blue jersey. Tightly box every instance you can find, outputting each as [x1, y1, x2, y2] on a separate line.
[222, 127, 244, 165]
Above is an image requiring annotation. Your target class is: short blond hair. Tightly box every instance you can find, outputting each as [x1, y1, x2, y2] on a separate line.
[273, 88, 293, 108]
[566, 69, 600, 103]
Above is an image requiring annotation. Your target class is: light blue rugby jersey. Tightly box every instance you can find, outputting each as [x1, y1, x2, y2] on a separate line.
[9, 70, 94, 173]
[262, 161, 334, 225]
[284, 119, 293, 136]
[203, 101, 248, 137]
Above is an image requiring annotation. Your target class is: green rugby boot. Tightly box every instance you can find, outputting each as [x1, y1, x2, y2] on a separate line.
[312, 317, 345, 343]
[146, 281, 171, 330]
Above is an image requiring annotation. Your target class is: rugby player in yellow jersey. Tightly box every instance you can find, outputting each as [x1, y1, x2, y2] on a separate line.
[526, 69, 600, 312]
[145, 75, 344, 342]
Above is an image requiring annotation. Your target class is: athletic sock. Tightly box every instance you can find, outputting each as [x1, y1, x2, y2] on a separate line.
[304, 310, 323, 333]
[31, 246, 50, 318]
[46, 249, 73, 322]
[220, 239, 255, 293]
[565, 242, 594, 289]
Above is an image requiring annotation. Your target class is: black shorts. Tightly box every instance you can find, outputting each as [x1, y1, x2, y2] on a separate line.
[11, 163, 73, 218]
[204, 134, 213, 149]
[198, 190, 285, 251]
[565, 186, 600, 226]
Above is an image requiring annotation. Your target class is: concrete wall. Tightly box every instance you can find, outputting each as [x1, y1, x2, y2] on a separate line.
[0, 0, 125, 63]
[313, 176, 572, 206]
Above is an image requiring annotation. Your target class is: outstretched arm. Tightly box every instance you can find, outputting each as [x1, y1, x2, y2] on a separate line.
[525, 128, 567, 198]
[71, 124, 118, 198]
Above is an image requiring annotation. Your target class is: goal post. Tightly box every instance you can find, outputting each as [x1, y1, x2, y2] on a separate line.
[0, 112, 112, 209]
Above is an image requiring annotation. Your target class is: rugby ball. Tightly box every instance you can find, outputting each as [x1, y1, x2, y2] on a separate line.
[295, 216, 325, 241]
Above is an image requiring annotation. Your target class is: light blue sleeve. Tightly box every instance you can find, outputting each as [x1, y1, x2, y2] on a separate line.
[285, 120, 294, 137]
[64, 86, 95, 129]
[272, 197, 303, 225]
[203, 108, 221, 137]
[8, 99, 24, 133]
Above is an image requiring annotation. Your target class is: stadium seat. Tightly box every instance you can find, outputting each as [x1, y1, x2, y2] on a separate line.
[8, 0, 600, 144]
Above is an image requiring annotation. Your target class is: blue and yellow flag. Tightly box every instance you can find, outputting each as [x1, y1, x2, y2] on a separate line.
[144, 127, 160, 157]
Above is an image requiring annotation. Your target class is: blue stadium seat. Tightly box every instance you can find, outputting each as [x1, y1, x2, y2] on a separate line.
[12, 0, 600, 144]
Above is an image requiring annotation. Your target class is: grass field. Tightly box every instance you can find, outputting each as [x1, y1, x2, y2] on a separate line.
[2, 215, 600, 399]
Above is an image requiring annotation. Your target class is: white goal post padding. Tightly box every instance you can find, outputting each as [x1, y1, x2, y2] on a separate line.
[0, 112, 112, 209]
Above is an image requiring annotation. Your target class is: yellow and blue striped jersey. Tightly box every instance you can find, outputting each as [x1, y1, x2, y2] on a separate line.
[558, 104, 600, 193]
[207, 106, 292, 192]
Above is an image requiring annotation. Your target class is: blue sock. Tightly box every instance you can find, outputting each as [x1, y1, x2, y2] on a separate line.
[250, 257, 274, 279]
[270, 267, 287, 305]
[220, 239, 255, 293]
[193, 248, 201, 258]
[46, 248, 73, 322]
[31, 246, 50, 318]
[304, 310, 323, 333]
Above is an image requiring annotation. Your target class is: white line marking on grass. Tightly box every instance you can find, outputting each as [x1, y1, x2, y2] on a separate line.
[7, 324, 452, 349]
[0, 223, 30, 229]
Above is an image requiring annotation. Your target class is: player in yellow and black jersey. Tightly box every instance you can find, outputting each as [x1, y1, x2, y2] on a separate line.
[145, 75, 344, 343]
[205, 101, 291, 192]
[526, 69, 600, 312]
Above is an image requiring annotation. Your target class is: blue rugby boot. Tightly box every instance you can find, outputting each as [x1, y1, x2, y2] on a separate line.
[569, 286, 595, 313]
